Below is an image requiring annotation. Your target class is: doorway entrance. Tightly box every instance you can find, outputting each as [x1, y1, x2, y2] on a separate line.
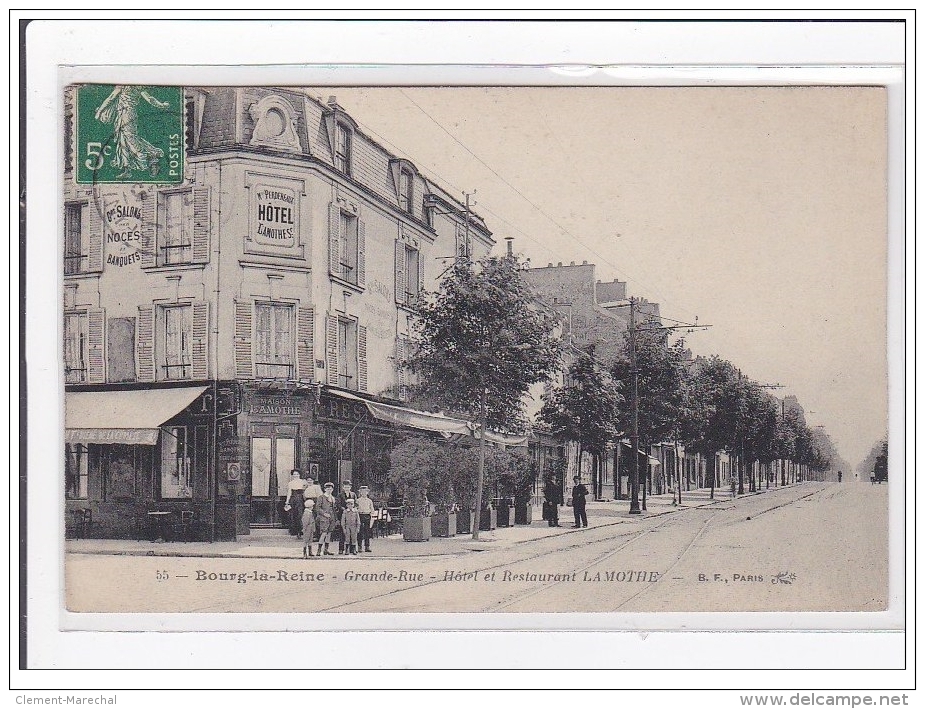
[250, 423, 298, 527]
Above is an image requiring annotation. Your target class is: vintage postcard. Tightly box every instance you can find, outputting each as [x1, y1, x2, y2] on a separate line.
[58, 80, 896, 624]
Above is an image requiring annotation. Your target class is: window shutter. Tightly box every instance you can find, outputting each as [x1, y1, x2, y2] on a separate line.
[191, 187, 210, 264]
[87, 201, 104, 272]
[357, 325, 368, 393]
[140, 190, 157, 268]
[394, 240, 406, 305]
[136, 305, 155, 382]
[234, 300, 253, 379]
[325, 315, 339, 385]
[87, 308, 106, 383]
[356, 219, 366, 288]
[296, 306, 314, 383]
[328, 204, 341, 278]
[396, 337, 407, 400]
[191, 301, 209, 379]
[418, 246, 425, 297]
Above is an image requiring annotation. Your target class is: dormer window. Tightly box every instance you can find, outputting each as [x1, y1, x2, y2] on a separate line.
[335, 121, 352, 175]
[399, 168, 414, 214]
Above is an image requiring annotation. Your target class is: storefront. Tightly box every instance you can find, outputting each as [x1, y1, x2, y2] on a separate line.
[64, 384, 218, 540]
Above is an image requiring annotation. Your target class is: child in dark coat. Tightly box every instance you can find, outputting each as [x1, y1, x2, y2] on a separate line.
[340, 499, 361, 556]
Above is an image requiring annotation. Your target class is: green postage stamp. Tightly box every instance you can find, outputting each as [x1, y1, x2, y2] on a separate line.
[75, 84, 184, 184]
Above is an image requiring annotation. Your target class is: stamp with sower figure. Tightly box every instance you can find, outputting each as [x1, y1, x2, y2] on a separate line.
[75, 84, 184, 185]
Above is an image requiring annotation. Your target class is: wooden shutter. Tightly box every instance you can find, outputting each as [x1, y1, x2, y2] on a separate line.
[87, 200, 104, 272]
[191, 187, 210, 264]
[140, 190, 157, 268]
[396, 337, 407, 400]
[325, 315, 339, 385]
[234, 300, 253, 379]
[417, 245, 425, 297]
[86, 308, 106, 383]
[357, 325, 368, 393]
[136, 305, 155, 382]
[394, 240, 406, 305]
[356, 219, 366, 288]
[191, 301, 209, 379]
[328, 204, 341, 277]
[296, 306, 314, 383]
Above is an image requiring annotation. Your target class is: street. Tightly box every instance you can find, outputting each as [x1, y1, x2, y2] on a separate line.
[65, 482, 888, 614]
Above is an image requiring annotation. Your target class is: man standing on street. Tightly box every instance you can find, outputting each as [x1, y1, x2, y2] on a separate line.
[544, 474, 563, 527]
[336, 480, 358, 554]
[571, 475, 589, 528]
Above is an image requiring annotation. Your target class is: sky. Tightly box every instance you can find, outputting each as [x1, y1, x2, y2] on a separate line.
[307, 86, 888, 469]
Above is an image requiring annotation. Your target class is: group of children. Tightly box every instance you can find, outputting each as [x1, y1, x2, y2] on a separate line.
[297, 479, 376, 558]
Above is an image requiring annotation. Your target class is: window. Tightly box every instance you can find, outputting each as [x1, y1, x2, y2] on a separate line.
[64, 203, 88, 274]
[64, 312, 88, 383]
[161, 426, 193, 499]
[337, 319, 358, 389]
[65, 443, 89, 500]
[397, 243, 420, 306]
[160, 190, 192, 265]
[255, 302, 294, 378]
[334, 121, 352, 174]
[337, 211, 359, 284]
[160, 304, 191, 380]
[399, 169, 414, 214]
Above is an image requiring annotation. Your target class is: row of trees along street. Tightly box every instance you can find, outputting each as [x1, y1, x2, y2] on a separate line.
[393, 252, 840, 539]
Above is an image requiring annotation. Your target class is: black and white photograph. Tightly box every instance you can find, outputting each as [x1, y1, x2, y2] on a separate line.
[17, 15, 909, 694]
[60, 82, 893, 617]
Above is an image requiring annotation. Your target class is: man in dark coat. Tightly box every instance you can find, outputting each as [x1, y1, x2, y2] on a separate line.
[543, 475, 563, 527]
[571, 475, 589, 528]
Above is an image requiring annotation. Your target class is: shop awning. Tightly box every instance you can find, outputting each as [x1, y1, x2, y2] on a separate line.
[65, 386, 209, 446]
[329, 390, 528, 446]
[330, 390, 472, 437]
[620, 441, 662, 466]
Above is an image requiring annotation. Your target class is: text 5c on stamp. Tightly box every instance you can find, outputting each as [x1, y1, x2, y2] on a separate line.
[75, 84, 184, 185]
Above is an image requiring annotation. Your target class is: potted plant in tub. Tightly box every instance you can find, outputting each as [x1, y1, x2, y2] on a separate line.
[388, 436, 434, 542]
[514, 456, 539, 525]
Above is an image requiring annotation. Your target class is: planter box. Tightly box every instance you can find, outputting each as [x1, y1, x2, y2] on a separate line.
[431, 512, 457, 538]
[456, 510, 472, 535]
[514, 504, 533, 525]
[496, 505, 513, 528]
[403, 515, 432, 542]
[478, 508, 498, 531]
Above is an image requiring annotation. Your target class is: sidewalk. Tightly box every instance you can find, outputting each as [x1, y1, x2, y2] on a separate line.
[65, 486, 752, 560]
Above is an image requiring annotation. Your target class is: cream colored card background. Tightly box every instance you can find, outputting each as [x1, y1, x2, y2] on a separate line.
[19, 16, 909, 687]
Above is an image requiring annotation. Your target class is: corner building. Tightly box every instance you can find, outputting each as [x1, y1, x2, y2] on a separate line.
[63, 87, 492, 540]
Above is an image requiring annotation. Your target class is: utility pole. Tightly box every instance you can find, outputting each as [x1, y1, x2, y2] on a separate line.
[629, 297, 641, 514]
[462, 190, 474, 259]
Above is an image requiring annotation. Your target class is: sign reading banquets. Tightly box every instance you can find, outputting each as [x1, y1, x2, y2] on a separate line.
[105, 197, 144, 267]
[254, 185, 297, 247]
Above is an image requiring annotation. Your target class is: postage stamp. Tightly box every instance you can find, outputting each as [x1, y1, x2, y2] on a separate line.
[75, 84, 184, 185]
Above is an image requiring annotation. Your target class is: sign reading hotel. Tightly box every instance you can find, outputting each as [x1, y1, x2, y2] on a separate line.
[254, 185, 297, 247]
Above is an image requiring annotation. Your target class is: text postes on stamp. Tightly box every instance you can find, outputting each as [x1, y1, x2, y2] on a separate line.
[76, 84, 184, 185]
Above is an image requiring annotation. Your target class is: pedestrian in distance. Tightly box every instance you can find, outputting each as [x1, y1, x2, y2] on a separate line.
[341, 499, 361, 556]
[571, 475, 589, 528]
[301, 499, 316, 558]
[284, 469, 306, 537]
[336, 480, 358, 554]
[544, 474, 563, 527]
[315, 482, 337, 556]
[356, 485, 375, 552]
[837, 470, 842, 483]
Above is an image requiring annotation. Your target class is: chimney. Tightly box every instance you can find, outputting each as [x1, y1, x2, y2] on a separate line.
[547, 263, 553, 268]
[327, 96, 340, 109]
[582, 260, 587, 265]
[505, 237, 514, 256]
[570, 261, 575, 266]
[557, 262, 563, 267]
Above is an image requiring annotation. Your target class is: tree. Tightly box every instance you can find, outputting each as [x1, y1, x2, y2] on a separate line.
[611, 321, 690, 504]
[408, 254, 562, 539]
[681, 356, 741, 498]
[538, 345, 623, 485]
